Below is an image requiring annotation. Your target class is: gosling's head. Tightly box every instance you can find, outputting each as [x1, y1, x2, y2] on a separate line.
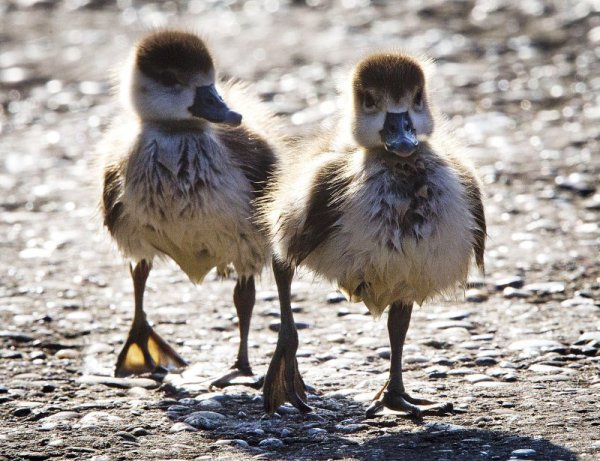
[127, 30, 241, 125]
[350, 53, 434, 157]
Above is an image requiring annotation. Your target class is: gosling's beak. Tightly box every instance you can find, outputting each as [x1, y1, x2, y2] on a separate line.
[188, 84, 242, 126]
[379, 112, 418, 157]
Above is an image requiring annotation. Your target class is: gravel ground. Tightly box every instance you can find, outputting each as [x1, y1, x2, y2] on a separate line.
[1, 1, 599, 460]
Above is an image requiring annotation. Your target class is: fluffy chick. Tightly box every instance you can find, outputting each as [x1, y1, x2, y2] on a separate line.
[261, 52, 486, 417]
[99, 30, 279, 387]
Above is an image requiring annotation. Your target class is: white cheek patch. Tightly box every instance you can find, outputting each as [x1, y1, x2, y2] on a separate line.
[131, 71, 196, 121]
[353, 112, 386, 148]
[410, 109, 434, 136]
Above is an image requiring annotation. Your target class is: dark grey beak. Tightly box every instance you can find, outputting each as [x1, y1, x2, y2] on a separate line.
[379, 112, 418, 156]
[188, 84, 242, 126]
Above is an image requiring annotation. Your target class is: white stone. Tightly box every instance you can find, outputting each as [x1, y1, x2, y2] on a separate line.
[528, 364, 576, 375]
[508, 339, 563, 351]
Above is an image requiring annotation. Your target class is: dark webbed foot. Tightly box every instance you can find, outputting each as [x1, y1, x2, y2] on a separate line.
[365, 301, 453, 419]
[263, 339, 312, 414]
[209, 276, 263, 390]
[210, 367, 264, 390]
[263, 259, 312, 415]
[366, 388, 453, 419]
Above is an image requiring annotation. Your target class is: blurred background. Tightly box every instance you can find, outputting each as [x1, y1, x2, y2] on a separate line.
[0, 1, 598, 460]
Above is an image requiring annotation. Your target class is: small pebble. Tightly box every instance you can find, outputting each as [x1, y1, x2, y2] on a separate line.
[472, 334, 494, 341]
[434, 309, 472, 320]
[528, 364, 576, 375]
[0, 350, 23, 359]
[404, 354, 430, 364]
[258, 437, 284, 448]
[76, 411, 122, 428]
[13, 407, 32, 417]
[78, 375, 159, 389]
[495, 276, 524, 289]
[464, 374, 494, 383]
[116, 431, 137, 442]
[257, 291, 277, 301]
[466, 288, 488, 302]
[575, 331, 600, 345]
[425, 422, 466, 432]
[276, 404, 300, 415]
[197, 399, 223, 411]
[30, 351, 46, 360]
[214, 439, 249, 448]
[167, 404, 192, 413]
[475, 357, 497, 366]
[337, 307, 350, 317]
[375, 347, 390, 359]
[430, 320, 474, 330]
[131, 428, 148, 437]
[560, 297, 595, 308]
[326, 292, 346, 304]
[170, 422, 197, 433]
[17, 452, 49, 461]
[47, 438, 65, 447]
[584, 194, 600, 210]
[555, 173, 596, 196]
[335, 423, 368, 433]
[523, 282, 565, 295]
[54, 349, 79, 359]
[427, 367, 448, 379]
[503, 287, 532, 299]
[184, 415, 216, 430]
[448, 367, 476, 376]
[0, 331, 33, 342]
[531, 374, 570, 382]
[185, 411, 226, 421]
[307, 428, 327, 438]
[508, 339, 564, 351]
[510, 448, 537, 458]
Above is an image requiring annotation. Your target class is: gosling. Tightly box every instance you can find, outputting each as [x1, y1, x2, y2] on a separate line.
[99, 30, 279, 388]
[261, 52, 486, 417]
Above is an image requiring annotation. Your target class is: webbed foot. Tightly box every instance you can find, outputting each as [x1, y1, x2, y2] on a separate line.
[263, 340, 312, 414]
[210, 367, 264, 390]
[366, 388, 453, 419]
[115, 319, 187, 378]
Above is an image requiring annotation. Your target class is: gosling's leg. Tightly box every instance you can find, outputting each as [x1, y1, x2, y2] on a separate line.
[114, 260, 187, 377]
[366, 301, 453, 419]
[263, 258, 312, 414]
[210, 276, 263, 389]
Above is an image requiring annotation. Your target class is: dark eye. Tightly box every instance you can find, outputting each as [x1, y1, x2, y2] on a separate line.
[158, 71, 179, 86]
[363, 91, 376, 110]
[413, 89, 423, 107]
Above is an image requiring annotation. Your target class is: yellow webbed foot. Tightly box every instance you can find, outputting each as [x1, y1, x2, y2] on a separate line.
[115, 320, 187, 377]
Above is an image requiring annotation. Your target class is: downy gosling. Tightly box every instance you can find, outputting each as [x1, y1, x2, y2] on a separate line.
[261, 52, 486, 418]
[99, 30, 279, 388]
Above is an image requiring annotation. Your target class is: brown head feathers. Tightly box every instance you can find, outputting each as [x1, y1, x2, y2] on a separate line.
[353, 53, 425, 102]
[135, 30, 213, 84]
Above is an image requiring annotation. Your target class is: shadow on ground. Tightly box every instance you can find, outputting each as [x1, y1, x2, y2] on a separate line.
[157, 383, 577, 461]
